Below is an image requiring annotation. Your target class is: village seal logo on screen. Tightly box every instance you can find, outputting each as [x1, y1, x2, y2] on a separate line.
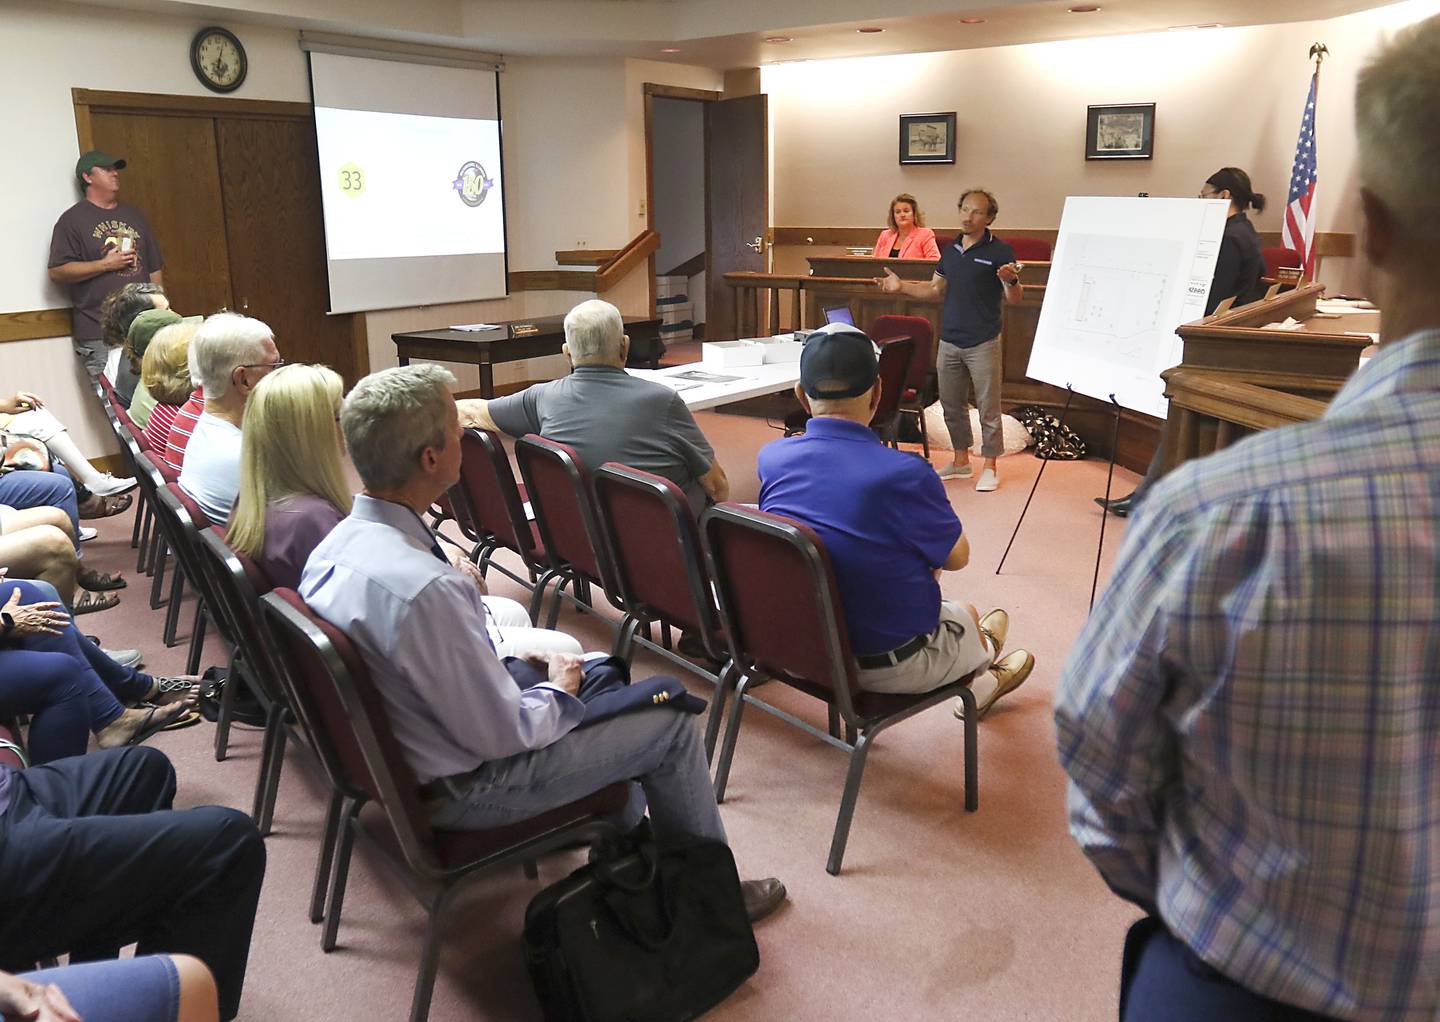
[452, 161, 494, 207]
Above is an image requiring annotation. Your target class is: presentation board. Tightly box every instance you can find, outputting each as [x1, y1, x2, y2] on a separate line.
[1026, 196, 1229, 418]
[308, 51, 508, 314]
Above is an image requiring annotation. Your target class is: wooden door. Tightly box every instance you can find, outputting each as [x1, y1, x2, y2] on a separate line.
[215, 117, 360, 384]
[705, 95, 768, 341]
[87, 111, 234, 318]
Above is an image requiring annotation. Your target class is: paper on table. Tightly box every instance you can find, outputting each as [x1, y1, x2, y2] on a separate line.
[450, 323, 502, 331]
[1262, 317, 1305, 331]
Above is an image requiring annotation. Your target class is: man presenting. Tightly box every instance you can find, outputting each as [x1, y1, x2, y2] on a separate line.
[49, 151, 164, 378]
[1055, 16, 1440, 1019]
[878, 188, 1022, 491]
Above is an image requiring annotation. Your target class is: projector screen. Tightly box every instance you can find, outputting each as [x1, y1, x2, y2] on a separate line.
[308, 50, 507, 314]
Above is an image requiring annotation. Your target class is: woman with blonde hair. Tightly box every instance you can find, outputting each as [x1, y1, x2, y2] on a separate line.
[227, 364, 350, 591]
[872, 193, 941, 260]
[139, 320, 203, 455]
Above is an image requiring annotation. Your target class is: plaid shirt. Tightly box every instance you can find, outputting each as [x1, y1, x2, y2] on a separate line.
[1056, 330, 1440, 1021]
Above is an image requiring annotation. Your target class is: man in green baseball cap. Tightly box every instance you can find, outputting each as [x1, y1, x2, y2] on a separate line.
[47, 149, 166, 379]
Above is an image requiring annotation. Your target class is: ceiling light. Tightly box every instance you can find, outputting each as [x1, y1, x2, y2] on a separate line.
[1167, 23, 1223, 30]
[1068, 4, 1102, 11]
[959, 17, 986, 24]
[857, 26, 884, 33]
[660, 47, 681, 53]
[764, 35, 793, 43]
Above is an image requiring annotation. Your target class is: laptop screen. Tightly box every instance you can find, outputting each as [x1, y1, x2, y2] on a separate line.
[823, 305, 855, 327]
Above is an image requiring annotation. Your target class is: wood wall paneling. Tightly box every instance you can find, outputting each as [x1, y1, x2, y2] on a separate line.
[0, 308, 71, 344]
[88, 111, 235, 319]
[215, 117, 360, 384]
[508, 270, 598, 292]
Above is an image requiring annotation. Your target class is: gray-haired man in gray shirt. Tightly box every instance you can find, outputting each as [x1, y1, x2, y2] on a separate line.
[459, 299, 729, 513]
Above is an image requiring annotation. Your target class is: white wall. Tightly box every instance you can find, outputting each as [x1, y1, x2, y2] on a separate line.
[762, 0, 1440, 297]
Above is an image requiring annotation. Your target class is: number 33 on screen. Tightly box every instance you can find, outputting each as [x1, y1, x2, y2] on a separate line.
[338, 161, 365, 197]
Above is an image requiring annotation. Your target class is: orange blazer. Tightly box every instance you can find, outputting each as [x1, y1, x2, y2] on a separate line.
[873, 226, 940, 261]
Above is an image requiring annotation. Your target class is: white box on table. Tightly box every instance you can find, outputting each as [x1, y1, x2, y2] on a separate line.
[755, 334, 803, 364]
[702, 340, 765, 368]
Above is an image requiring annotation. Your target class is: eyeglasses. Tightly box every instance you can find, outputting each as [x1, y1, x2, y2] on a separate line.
[239, 359, 287, 371]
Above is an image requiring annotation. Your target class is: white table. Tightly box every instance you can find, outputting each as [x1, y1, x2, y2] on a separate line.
[626, 361, 801, 411]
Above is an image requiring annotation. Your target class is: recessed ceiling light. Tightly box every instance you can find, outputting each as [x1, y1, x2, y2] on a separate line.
[857, 26, 885, 33]
[959, 17, 986, 24]
[1167, 22, 1222, 30]
[1068, 4, 1102, 11]
[660, 47, 681, 53]
[764, 35, 793, 43]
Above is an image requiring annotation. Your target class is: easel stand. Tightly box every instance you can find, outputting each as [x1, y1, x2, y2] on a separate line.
[995, 389, 1124, 612]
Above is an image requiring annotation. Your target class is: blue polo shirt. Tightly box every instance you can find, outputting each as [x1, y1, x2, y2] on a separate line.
[935, 229, 1016, 348]
[757, 417, 962, 656]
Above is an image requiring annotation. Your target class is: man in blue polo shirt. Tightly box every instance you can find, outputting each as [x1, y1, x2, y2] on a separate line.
[879, 188, 1024, 492]
[758, 324, 1034, 718]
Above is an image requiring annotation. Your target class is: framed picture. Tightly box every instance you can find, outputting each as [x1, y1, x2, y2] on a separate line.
[899, 112, 956, 165]
[1086, 103, 1155, 160]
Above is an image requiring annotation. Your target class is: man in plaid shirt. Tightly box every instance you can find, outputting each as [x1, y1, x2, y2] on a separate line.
[1056, 15, 1440, 1022]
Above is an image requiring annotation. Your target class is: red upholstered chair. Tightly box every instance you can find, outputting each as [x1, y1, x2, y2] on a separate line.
[259, 588, 627, 1022]
[868, 316, 935, 456]
[1007, 236, 1053, 262]
[513, 435, 624, 631]
[1262, 245, 1302, 280]
[591, 464, 729, 755]
[700, 503, 982, 875]
[447, 428, 549, 620]
[868, 336, 915, 448]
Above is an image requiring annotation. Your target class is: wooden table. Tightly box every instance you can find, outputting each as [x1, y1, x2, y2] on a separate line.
[392, 317, 662, 398]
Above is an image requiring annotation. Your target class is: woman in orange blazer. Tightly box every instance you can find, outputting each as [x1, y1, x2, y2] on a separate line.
[873, 193, 941, 260]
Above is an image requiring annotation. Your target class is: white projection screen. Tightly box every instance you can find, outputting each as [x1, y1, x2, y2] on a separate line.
[308, 50, 507, 313]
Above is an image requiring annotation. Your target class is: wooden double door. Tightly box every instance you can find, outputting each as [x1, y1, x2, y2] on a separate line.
[77, 90, 363, 384]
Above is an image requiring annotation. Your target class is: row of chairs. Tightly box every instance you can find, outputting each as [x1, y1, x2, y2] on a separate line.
[447, 428, 984, 876]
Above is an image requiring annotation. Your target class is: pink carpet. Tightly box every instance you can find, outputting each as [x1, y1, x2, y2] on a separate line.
[74, 421, 1142, 1021]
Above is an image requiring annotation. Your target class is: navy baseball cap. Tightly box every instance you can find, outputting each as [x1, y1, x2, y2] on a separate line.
[799, 323, 878, 399]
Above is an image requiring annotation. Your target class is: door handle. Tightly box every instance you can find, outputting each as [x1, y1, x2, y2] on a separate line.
[745, 236, 765, 253]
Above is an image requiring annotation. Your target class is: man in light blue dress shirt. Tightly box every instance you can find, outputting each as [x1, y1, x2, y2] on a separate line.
[302, 364, 784, 919]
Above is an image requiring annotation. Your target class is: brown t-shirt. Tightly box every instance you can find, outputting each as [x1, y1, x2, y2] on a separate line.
[48, 199, 164, 340]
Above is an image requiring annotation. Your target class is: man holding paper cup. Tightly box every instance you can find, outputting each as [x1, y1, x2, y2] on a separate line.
[48, 151, 165, 378]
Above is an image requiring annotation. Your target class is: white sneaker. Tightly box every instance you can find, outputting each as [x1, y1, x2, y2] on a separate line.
[88, 473, 137, 497]
[937, 462, 973, 480]
[975, 467, 999, 492]
[78, 526, 99, 542]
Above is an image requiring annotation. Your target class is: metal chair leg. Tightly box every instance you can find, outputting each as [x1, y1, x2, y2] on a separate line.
[711, 673, 754, 802]
[408, 885, 458, 1022]
[704, 661, 738, 764]
[613, 615, 639, 663]
[826, 731, 875, 876]
[827, 704, 841, 740]
[660, 620, 673, 650]
[917, 407, 931, 459]
[322, 798, 362, 952]
[528, 568, 558, 624]
[129, 490, 146, 549]
[162, 565, 185, 646]
[523, 860, 539, 879]
[214, 655, 238, 762]
[136, 505, 153, 571]
[252, 703, 288, 835]
[185, 600, 207, 675]
[149, 538, 169, 608]
[957, 686, 979, 812]
[310, 790, 344, 924]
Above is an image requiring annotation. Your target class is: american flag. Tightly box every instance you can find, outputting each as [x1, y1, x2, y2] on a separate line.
[1283, 71, 1320, 277]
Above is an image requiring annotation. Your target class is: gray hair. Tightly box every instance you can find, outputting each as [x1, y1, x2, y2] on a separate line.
[190, 313, 274, 400]
[1356, 15, 1440, 243]
[563, 299, 626, 365]
[341, 364, 456, 492]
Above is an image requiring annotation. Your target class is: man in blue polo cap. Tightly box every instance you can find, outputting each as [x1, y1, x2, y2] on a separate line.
[758, 323, 1034, 718]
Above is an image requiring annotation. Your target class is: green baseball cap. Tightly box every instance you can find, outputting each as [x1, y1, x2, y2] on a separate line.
[127, 308, 183, 356]
[76, 150, 126, 184]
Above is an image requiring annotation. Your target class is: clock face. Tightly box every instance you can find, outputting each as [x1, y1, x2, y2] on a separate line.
[192, 28, 247, 93]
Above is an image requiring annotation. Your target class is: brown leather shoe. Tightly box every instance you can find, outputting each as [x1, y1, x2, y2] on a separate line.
[741, 878, 787, 923]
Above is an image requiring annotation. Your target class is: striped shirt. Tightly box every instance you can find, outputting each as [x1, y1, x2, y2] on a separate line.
[141, 393, 192, 455]
[1056, 329, 1440, 1022]
[159, 391, 205, 473]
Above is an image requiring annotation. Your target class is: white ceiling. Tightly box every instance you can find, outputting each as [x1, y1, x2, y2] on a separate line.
[74, 0, 1391, 68]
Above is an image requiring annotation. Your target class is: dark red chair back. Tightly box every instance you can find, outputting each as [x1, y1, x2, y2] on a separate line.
[1008, 236, 1053, 261]
[869, 337, 915, 438]
[1262, 246, 1302, 278]
[452, 428, 544, 570]
[869, 315, 933, 396]
[196, 528, 284, 704]
[514, 435, 618, 597]
[592, 464, 721, 645]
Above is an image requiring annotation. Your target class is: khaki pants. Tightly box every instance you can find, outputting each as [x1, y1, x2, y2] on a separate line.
[938, 336, 1003, 459]
[856, 601, 994, 695]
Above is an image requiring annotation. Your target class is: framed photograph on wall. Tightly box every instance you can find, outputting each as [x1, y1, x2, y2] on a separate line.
[899, 112, 956, 164]
[1086, 103, 1155, 160]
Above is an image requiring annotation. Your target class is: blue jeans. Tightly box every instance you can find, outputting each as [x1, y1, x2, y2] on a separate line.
[0, 580, 151, 764]
[0, 465, 80, 546]
[21, 955, 179, 1022]
[430, 708, 728, 844]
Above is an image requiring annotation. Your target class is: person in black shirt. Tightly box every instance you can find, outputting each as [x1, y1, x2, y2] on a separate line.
[1097, 167, 1268, 516]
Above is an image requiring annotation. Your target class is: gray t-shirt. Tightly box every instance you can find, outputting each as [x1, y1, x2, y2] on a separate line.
[488, 365, 715, 509]
[48, 199, 164, 341]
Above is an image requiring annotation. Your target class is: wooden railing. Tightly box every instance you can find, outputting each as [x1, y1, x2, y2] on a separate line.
[722, 272, 922, 337]
[1159, 368, 1333, 473]
[509, 230, 660, 294]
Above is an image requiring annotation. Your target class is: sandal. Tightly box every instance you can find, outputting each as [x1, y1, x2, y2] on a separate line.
[124, 704, 192, 746]
[77, 566, 127, 592]
[159, 709, 202, 732]
[147, 676, 202, 706]
[78, 492, 133, 520]
[72, 590, 121, 615]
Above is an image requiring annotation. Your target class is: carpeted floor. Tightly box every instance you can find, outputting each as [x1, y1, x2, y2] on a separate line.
[74, 414, 1142, 1021]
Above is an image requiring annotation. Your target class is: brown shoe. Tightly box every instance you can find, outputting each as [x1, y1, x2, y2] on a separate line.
[741, 878, 787, 923]
[978, 609, 1008, 658]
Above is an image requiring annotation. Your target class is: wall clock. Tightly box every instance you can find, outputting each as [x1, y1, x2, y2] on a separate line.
[191, 26, 247, 94]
